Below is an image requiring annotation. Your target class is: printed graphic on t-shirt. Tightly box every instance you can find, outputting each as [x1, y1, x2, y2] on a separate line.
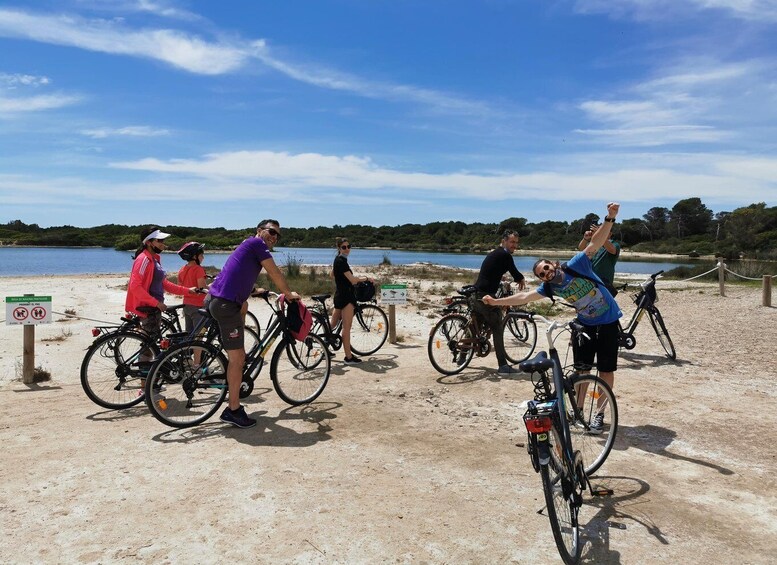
[554, 278, 610, 321]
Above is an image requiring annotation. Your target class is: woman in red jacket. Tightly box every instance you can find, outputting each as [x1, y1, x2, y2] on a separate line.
[125, 226, 196, 362]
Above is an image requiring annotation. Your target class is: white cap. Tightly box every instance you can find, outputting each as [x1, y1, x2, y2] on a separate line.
[143, 229, 171, 244]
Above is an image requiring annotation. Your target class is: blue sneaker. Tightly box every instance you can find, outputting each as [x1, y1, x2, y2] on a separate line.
[220, 405, 256, 428]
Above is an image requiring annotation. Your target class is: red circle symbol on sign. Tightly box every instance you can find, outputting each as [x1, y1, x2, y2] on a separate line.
[13, 307, 29, 320]
[31, 307, 46, 320]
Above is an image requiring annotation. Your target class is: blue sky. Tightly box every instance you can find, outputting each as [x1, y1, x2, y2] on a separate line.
[1, 0, 776, 230]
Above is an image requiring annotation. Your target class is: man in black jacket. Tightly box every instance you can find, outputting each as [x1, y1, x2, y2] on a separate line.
[472, 230, 526, 375]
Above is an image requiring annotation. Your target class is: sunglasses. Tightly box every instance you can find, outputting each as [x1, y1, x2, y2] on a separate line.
[340, 244, 351, 250]
[264, 227, 281, 239]
[535, 263, 555, 280]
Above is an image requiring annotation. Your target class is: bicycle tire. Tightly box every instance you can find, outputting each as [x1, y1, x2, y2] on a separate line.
[542, 430, 582, 564]
[244, 309, 261, 340]
[350, 304, 389, 356]
[502, 312, 538, 364]
[310, 311, 341, 352]
[648, 307, 676, 360]
[568, 374, 618, 476]
[427, 313, 474, 375]
[144, 341, 228, 428]
[270, 335, 331, 405]
[80, 330, 158, 409]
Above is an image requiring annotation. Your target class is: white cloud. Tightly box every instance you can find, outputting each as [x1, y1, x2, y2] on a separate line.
[0, 73, 51, 87]
[80, 125, 170, 138]
[251, 42, 493, 117]
[105, 148, 775, 205]
[0, 8, 492, 115]
[0, 93, 81, 114]
[0, 8, 249, 75]
[576, 59, 773, 146]
[573, 0, 777, 21]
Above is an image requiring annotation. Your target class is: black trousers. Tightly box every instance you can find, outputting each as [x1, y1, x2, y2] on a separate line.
[472, 294, 507, 367]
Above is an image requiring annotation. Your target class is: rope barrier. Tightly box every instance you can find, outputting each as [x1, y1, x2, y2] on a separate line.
[51, 310, 116, 325]
[673, 265, 720, 283]
[723, 267, 764, 281]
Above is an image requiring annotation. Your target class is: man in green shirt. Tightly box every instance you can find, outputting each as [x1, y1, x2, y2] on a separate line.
[578, 223, 620, 295]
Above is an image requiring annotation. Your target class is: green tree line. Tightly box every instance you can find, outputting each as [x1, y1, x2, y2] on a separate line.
[1, 198, 775, 260]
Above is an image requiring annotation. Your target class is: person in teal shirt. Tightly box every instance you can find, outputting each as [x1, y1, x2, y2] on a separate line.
[578, 224, 621, 294]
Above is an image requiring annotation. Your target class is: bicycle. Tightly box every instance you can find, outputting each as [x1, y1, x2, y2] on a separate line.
[143, 291, 331, 428]
[80, 304, 189, 410]
[427, 284, 537, 375]
[617, 270, 676, 360]
[519, 315, 618, 564]
[308, 294, 389, 357]
[519, 313, 618, 476]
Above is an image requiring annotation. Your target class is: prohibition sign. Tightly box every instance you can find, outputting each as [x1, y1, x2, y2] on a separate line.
[31, 307, 46, 320]
[13, 306, 29, 321]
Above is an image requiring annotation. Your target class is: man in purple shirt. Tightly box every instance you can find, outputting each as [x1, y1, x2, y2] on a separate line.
[207, 219, 300, 428]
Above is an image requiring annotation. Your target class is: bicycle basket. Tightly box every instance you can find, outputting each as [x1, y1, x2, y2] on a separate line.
[354, 281, 376, 302]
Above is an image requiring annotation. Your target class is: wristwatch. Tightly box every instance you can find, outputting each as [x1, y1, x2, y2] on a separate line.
[604, 217, 616, 223]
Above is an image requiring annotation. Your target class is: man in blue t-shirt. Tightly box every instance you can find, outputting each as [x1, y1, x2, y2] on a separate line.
[483, 202, 622, 433]
[207, 219, 300, 429]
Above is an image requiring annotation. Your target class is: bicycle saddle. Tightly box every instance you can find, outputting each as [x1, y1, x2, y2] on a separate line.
[311, 294, 331, 303]
[457, 285, 477, 297]
[519, 351, 555, 373]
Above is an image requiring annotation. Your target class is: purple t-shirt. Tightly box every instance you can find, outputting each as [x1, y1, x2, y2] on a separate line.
[209, 237, 273, 304]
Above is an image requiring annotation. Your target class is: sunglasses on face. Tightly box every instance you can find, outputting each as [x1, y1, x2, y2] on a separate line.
[264, 228, 281, 239]
[536, 263, 555, 280]
[340, 244, 351, 250]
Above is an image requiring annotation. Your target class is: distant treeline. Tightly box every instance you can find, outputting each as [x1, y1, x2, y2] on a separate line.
[1, 198, 775, 260]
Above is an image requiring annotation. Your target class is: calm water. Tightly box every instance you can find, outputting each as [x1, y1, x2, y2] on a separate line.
[0, 246, 701, 277]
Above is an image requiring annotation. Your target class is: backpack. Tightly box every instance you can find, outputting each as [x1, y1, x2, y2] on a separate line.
[280, 295, 313, 341]
[354, 281, 376, 302]
[542, 262, 618, 307]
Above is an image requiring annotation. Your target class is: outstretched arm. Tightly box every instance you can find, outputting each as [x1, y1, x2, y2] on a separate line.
[483, 289, 543, 307]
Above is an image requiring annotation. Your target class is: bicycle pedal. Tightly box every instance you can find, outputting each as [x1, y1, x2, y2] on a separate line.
[591, 487, 614, 497]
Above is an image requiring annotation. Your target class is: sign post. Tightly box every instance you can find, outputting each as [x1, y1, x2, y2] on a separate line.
[380, 284, 408, 345]
[5, 294, 52, 384]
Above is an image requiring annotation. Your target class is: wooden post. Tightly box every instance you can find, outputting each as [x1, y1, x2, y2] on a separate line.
[22, 293, 35, 384]
[718, 261, 726, 297]
[763, 275, 773, 307]
[388, 304, 397, 344]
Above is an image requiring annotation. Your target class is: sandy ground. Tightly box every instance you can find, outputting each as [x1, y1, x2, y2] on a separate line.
[0, 269, 775, 564]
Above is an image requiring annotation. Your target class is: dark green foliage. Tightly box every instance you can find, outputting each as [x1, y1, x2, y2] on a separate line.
[1, 198, 775, 257]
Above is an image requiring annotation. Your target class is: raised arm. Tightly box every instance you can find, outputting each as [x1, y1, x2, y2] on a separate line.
[584, 202, 619, 258]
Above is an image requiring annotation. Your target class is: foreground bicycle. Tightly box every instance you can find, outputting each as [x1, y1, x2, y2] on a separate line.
[309, 294, 389, 357]
[80, 304, 188, 410]
[519, 315, 617, 563]
[617, 270, 676, 360]
[427, 284, 537, 375]
[144, 291, 331, 428]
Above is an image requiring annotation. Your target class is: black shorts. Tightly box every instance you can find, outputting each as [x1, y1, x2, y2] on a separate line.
[334, 289, 356, 310]
[207, 296, 244, 350]
[572, 320, 620, 373]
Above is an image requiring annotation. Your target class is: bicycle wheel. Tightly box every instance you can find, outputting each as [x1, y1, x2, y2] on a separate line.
[81, 331, 158, 409]
[502, 312, 538, 364]
[427, 313, 474, 375]
[541, 431, 582, 564]
[568, 374, 618, 476]
[271, 335, 331, 405]
[245, 309, 261, 341]
[144, 341, 228, 428]
[350, 304, 389, 356]
[648, 307, 676, 360]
